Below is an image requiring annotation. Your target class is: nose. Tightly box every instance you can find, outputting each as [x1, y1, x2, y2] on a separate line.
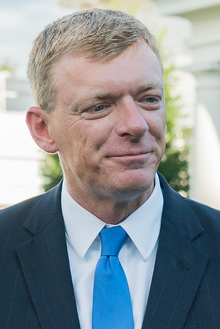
[115, 98, 148, 140]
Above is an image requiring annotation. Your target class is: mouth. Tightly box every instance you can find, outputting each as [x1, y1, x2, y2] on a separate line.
[107, 149, 154, 157]
[107, 151, 154, 162]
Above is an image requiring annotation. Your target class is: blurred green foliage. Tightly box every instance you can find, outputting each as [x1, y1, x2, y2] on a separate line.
[41, 153, 63, 192]
[158, 60, 190, 195]
[0, 59, 16, 73]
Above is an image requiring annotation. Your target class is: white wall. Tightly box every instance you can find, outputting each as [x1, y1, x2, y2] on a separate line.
[0, 75, 43, 208]
[152, 0, 220, 210]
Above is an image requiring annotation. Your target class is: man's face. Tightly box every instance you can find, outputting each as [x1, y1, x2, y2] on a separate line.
[49, 42, 166, 202]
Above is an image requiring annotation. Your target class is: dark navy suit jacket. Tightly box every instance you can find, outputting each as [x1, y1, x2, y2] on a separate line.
[0, 173, 220, 329]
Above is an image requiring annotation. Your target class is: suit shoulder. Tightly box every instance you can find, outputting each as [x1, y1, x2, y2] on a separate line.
[186, 198, 220, 221]
[0, 194, 45, 231]
[0, 182, 62, 236]
[186, 199, 220, 234]
[159, 171, 220, 226]
[0, 195, 46, 257]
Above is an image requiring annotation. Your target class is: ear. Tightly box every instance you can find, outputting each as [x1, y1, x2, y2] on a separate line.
[26, 106, 58, 153]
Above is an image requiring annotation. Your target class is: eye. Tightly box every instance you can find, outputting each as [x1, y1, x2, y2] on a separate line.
[144, 97, 159, 103]
[92, 104, 106, 112]
[87, 104, 107, 113]
[137, 94, 162, 111]
[81, 103, 112, 119]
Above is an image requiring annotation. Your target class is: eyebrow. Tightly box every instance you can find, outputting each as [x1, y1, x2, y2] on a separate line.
[135, 82, 164, 95]
[94, 82, 164, 100]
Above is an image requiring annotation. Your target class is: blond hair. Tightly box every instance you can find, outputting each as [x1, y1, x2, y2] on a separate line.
[27, 8, 163, 112]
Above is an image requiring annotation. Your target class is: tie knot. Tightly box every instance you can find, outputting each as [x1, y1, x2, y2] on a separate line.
[100, 226, 128, 256]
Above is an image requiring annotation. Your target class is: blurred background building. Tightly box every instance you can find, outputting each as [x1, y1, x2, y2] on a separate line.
[0, 0, 219, 209]
[153, 0, 220, 209]
[0, 72, 41, 207]
[0, 0, 74, 208]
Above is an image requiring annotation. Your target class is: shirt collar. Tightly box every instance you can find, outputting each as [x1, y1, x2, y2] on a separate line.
[62, 173, 163, 261]
[120, 173, 163, 260]
[61, 184, 105, 259]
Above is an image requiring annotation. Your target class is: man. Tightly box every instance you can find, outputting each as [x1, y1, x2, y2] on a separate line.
[0, 8, 220, 329]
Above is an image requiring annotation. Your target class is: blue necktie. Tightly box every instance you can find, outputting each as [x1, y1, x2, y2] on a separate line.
[92, 226, 134, 329]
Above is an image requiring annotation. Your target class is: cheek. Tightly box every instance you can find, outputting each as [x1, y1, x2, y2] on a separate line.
[85, 120, 114, 151]
[65, 123, 103, 166]
[148, 113, 166, 141]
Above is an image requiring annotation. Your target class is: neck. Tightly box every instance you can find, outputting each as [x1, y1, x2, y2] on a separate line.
[65, 181, 154, 224]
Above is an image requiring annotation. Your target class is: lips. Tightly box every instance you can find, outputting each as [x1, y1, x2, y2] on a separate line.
[105, 152, 156, 166]
[110, 152, 150, 157]
[106, 150, 155, 158]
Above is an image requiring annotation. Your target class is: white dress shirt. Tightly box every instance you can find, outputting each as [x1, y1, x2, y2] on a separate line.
[61, 173, 164, 329]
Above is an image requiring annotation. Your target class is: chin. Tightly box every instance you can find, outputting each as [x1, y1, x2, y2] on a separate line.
[108, 172, 155, 198]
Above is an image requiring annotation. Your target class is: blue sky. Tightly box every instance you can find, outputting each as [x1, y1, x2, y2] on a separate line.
[0, 0, 75, 78]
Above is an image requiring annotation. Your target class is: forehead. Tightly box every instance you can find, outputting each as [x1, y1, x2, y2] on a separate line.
[53, 42, 163, 104]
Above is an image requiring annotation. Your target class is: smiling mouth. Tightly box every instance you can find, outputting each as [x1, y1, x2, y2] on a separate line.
[108, 151, 154, 157]
[107, 152, 154, 161]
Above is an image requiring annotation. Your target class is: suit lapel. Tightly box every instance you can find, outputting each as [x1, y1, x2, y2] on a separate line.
[16, 184, 81, 329]
[142, 173, 209, 329]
